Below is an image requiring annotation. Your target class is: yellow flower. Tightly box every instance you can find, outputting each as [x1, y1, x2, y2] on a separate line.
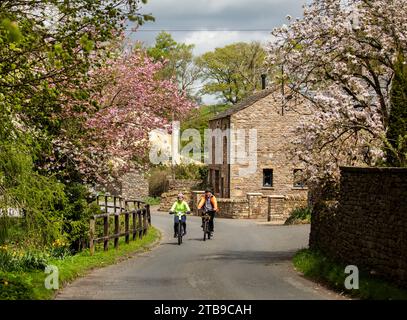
[4, 281, 8, 286]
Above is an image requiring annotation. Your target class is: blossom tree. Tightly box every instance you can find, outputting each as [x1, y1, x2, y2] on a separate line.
[49, 50, 196, 185]
[267, 0, 407, 187]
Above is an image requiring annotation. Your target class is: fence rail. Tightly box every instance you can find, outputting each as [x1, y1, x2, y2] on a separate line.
[89, 195, 151, 255]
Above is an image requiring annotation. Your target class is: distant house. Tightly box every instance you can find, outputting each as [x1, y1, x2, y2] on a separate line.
[208, 85, 310, 199]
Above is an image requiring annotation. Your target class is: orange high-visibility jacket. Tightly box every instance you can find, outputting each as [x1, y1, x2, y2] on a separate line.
[197, 195, 218, 212]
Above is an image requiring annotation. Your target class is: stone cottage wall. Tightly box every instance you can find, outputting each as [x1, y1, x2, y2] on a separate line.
[310, 167, 407, 287]
[229, 93, 309, 199]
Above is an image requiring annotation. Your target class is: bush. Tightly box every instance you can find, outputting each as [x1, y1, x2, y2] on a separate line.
[0, 272, 34, 300]
[0, 246, 48, 272]
[62, 183, 97, 253]
[148, 166, 170, 197]
[0, 141, 68, 247]
[174, 163, 206, 180]
[284, 207, 311, 225]
[143, 197, 161, 206]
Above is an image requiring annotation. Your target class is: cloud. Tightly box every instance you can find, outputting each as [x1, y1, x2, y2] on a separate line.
[131, 0, 306, 54]
[127, 0, 306, 104]
[182, 31, 272, 55]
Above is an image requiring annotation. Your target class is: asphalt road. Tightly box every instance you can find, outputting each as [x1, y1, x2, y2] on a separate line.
[56, 210, 343, 300]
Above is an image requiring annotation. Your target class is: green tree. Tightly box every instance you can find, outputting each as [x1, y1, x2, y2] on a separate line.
[0, 0, 153, 151]
[385, 53, 407, 167]
[147, 32, 201, 100]
[197, 42, 266, 104]
[0, 1, 153, 247]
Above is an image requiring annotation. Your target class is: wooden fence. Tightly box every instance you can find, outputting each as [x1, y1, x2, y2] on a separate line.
[89, 195, 151, 255]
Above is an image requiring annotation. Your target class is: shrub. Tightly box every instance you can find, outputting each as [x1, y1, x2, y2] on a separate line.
[284, 207, 311, 225]
[0, 141, 67, 247]
[148, 166, 170, 197]
[174, 163, 205, 180]
[0, 246, 48, 272]
[0, 272, 34, 300]
[143, 197, 161, 206]
[62, 183, 97, 252]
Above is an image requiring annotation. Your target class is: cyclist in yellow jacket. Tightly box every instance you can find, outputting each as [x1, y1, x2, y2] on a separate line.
[197, 190, 218, 235]
[169, 193, 191, 238]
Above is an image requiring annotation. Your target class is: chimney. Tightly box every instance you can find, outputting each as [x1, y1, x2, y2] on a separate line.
[261, 74, 267, 90]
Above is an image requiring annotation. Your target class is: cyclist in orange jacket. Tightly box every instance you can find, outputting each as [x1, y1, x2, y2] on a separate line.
[197, 190, 218, 235]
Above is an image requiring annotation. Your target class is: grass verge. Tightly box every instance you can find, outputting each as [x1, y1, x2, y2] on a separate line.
[293, 248, 407, 300]
[0, 227, 160, 300]
[143, 196, 161, 206]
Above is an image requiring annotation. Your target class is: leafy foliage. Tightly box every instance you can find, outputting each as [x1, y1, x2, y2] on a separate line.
[0, 246, 48, 272]
[385, 53, 407, 166]
[0, 272, 34, 300]
[267, 0, 407, 188]
[197, 42, 266, 104]
[147, 31, 202, 101]
[284, 207, 311, 225]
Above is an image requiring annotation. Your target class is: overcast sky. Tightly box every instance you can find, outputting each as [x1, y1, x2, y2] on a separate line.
[128, 0, 307, 55]
[126, 0, 306, 104]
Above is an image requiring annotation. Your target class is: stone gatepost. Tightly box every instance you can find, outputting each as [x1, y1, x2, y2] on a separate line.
[267, 195, 286, 221]
[191, 190, 205, 215]
[247, 193, 263, 219]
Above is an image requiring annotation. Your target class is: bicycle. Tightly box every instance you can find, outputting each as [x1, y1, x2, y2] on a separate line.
[202, 212, 212, 241]
[170, 211, 187, 245]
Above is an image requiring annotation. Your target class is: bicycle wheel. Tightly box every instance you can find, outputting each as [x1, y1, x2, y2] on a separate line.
[207, 228, 211, 240]
[178, 222, 182, 245]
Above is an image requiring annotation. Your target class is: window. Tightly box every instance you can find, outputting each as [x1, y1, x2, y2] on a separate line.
[263, 169, 273, 187]
[293, 169, 305, 188]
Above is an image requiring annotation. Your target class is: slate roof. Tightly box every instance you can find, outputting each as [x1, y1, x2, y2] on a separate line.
[210, 87, 276, 121]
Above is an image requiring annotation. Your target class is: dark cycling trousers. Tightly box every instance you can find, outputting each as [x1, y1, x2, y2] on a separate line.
[202, 211, 215, 231]
[174, 222, 186, 234]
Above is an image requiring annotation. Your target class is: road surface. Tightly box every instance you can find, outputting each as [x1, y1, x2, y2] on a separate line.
[56, 210, 343, 300]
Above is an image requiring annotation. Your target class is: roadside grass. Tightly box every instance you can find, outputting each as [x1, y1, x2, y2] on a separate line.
[0, 227, 160, 300]
[143, 196, 161, 206]
[293, 248, 407, 300]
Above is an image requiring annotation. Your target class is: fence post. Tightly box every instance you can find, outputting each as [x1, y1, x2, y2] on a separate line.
[114, 197, 119, 249]
[104, 195, 109, 251]
[146, 204, 151, 226]
[124, 199, 129, 244]
[89, 216, 95, 256]
[138, 209, 143, 239]
[132, 207, 137, 240]
[142, 208, 147, 235]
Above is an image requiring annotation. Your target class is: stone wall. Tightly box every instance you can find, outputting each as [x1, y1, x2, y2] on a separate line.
[310, 167, 407, 287]
[190, 192, 307, 220]
[229, 93, 310, 198]
[97, 170, 148, 200]
[168, 178, 201, 192]
[158, 178, 202, 211]
[121, 171, 149, 200]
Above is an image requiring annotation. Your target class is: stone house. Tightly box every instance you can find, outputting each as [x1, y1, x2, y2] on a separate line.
[206, 85, 311, 219]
